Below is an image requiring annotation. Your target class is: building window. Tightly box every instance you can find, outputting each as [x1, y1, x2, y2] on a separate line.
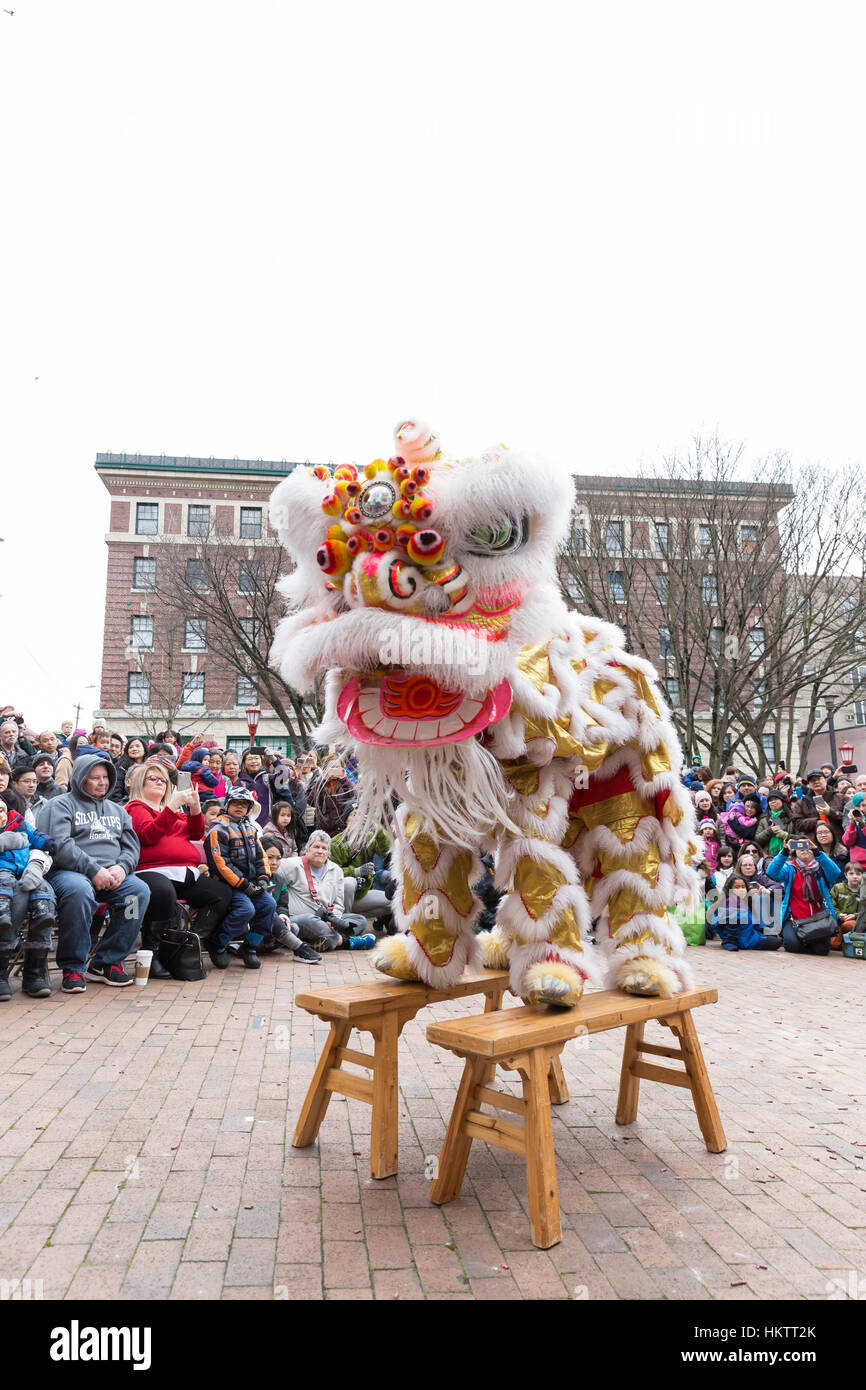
[135, 503, 158, 536]
[236, 676, 257, 705]
[753, 679, 767, 712]
[701, 574, 718, 605]
[240, 507, 262, 540]
[608, 571, 626, 605]
[659, 627, 674, 659]
[130, 616, 153, 649]
[133, 558, 156, 591]
[181, 672, 205, 706]
[750, 627, 766, 660]
[605, 521, 625, 555]
[652, 522, 670, 555]
[851, 666, 866, 689]
[186, 559, 209, 592]
[709, 626, 723, 656]
[184, 619, 207, 650]
[741, 523, 759, 550]
[653, 573, 669, 605]
[127, 672, 150, 705]
[855, 700, 866, 725]
[240, 618, 262, 647]
[662, 677, 681, 709]
[239, 561, 260, 594]
[698, 524, 714, 555]
[187, 505, 211, 537]
[761, 732, 777, 763]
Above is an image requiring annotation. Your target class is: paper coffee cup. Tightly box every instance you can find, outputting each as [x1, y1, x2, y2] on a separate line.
[135, 949, 153, 986]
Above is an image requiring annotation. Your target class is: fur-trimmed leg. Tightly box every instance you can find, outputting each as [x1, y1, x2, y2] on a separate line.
[616, 953, 679, 998]
[476, 926, 510, 970]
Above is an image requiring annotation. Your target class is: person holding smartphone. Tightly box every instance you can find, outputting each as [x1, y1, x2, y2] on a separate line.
[790, 768, 844, 840]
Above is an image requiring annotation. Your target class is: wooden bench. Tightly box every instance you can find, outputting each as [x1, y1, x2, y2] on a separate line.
[427, 986, 725, 1249]
[292, 967, 570, 1179]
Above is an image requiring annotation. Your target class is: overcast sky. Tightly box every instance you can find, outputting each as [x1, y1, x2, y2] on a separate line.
[2, 1, 864, 731]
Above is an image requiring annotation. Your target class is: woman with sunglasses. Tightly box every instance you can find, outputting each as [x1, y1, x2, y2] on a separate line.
[126, 763, 232, 978]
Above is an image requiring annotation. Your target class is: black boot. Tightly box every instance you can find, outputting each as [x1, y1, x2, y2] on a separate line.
[0, 896, 13, 932]
[21, 943, 51, 999]
[28, 897, 56, 934]
[141, 922, 172, 979]
[0, 946, 17, 1002]
[239, 939, 262, 970]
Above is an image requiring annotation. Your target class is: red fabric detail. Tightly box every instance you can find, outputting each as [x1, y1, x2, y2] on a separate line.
[569, 764, 634, 815]
[655, 787, 670, 819]
[127, 800, 206, 871]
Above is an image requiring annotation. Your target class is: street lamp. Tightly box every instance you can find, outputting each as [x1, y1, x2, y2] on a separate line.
[825, 695, 838, 768]
[840, 741, 855, 766]
[245, 705, 261, 748]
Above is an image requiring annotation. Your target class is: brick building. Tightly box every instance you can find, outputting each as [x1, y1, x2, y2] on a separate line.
[94, 453, 302, 754]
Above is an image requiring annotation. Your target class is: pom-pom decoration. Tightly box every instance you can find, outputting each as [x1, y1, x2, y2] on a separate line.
[317, 538, 351, 576]
[407, 529, 445, 566]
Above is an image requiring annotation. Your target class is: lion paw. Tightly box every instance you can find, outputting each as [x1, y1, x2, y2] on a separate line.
[477, 928, 510, 970]
[616, 955, 678, 998]
[372, 935, 421, 982]
[524, 960, 585, 1009]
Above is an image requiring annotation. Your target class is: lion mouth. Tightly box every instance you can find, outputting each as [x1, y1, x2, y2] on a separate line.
[336, 670, 513, 747]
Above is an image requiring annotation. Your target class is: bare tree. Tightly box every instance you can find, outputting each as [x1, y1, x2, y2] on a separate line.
[560, 435, 866, 775]
[152, 525, 322, 749]
[124, 610, 217, 741]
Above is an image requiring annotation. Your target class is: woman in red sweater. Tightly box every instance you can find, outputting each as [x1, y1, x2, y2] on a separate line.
[126, 763, 232, 978]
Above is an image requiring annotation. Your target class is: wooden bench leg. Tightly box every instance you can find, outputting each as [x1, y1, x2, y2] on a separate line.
[671, 1010, 727, 1153]
[429, 1055, 489, 1205]
[615, 1020, 645, 1125]
[369, 1009, 400, 1180]
[292, 1020, 351, 1148]
[547, 1053, 569, 1105]
[519, 1048, 562, 1249]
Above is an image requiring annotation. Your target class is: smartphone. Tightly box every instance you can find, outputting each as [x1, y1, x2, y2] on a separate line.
[177, 771, 192, 793]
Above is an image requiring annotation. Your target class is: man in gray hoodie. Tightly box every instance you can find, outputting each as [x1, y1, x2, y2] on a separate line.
[36, 754, 150, 992]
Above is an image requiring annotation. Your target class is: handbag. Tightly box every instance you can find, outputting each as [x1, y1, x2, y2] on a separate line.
[157, 907, 206, 981]
[794, 910, 836, 945]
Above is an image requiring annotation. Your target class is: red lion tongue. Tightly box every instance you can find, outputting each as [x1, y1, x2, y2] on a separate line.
[337, 671, 512, 747]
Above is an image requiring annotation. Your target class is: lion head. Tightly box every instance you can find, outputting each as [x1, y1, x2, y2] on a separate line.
[269, 418, 574, 750]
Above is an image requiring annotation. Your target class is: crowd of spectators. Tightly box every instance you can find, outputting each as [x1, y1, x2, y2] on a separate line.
[682, 755, 866, 957]
[0, 707, 393, 1001]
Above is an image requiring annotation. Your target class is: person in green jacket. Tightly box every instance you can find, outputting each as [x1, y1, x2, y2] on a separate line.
[330, 814, 395, 927]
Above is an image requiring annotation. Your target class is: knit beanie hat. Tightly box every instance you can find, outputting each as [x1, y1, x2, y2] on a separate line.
[736, 776, 757, 791]
[699, 817, 717, 833]
[30, 752, 54, 771]
[853, 793, 864, 809]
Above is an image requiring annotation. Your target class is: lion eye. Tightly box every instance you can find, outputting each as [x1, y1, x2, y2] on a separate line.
[466, 514, 528, 556]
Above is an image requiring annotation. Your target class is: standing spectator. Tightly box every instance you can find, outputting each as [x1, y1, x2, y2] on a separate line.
[237, 748, 288, 824]
[126, 764, 233, 979]
[35, 731, 60, 759]
[222, 752, 242, 791]
[829, 860, 862, 949]
[36, 754, 150, 992]
[842, 793, 866, 864]
[0, 720, 31, 771]
[765, 837, 841, 956]
[705, 779, 726, 813]
[698, 818, 721, 873]
[814, 819, 848, 869]
[0, 756, 24, 816]
[755, 789, 791, 857]
[261, 801, 300, 859]
[791, 768, 845, 840]
[181, 745, 228, 799]
[114, 737, 148, 796]
[58, 721, 74, 743]
[307, 755, 355, 836]
[10, 766, 39, 823]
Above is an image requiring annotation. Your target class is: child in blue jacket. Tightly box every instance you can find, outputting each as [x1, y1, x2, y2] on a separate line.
[708, 875, 782, 951]
[0, 800, 57, 1000]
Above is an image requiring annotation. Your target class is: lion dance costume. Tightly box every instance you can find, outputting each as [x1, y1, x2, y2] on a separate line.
[269, 420, 700, 1007]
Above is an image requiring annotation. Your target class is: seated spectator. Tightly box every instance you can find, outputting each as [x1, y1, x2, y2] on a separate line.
[31, 752, 63, 809]
[296, 751, 320, 791]
[755, 789, 791, 857]
[0, 798, 57, 1000]
[10, 765, 39, 823]
[126, 764, 234, 980]
[710, 844, 735, 890]
[262, 800, 300, 859]
[53, 734, 81, 790]
[765, 837, 842, 956]
[271, 829, 374, 951]
[143, 745, 179, 786]
[201, 798, 223, 833]
[814, 818, 848, 869]
[109, 733, 124, 759]
[204, 787, 280, 969]
[830, 861, 862, 949]
[708, 875, 782, 952]
[259, 837, 321, 962]
[330, 813, 393, 924]
[307, 755, 355, 836]
[0, 756, 25, 816]
[36, 754, 150, 993]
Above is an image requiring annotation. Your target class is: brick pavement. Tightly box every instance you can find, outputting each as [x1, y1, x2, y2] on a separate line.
[0, 942, 863, 1300]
